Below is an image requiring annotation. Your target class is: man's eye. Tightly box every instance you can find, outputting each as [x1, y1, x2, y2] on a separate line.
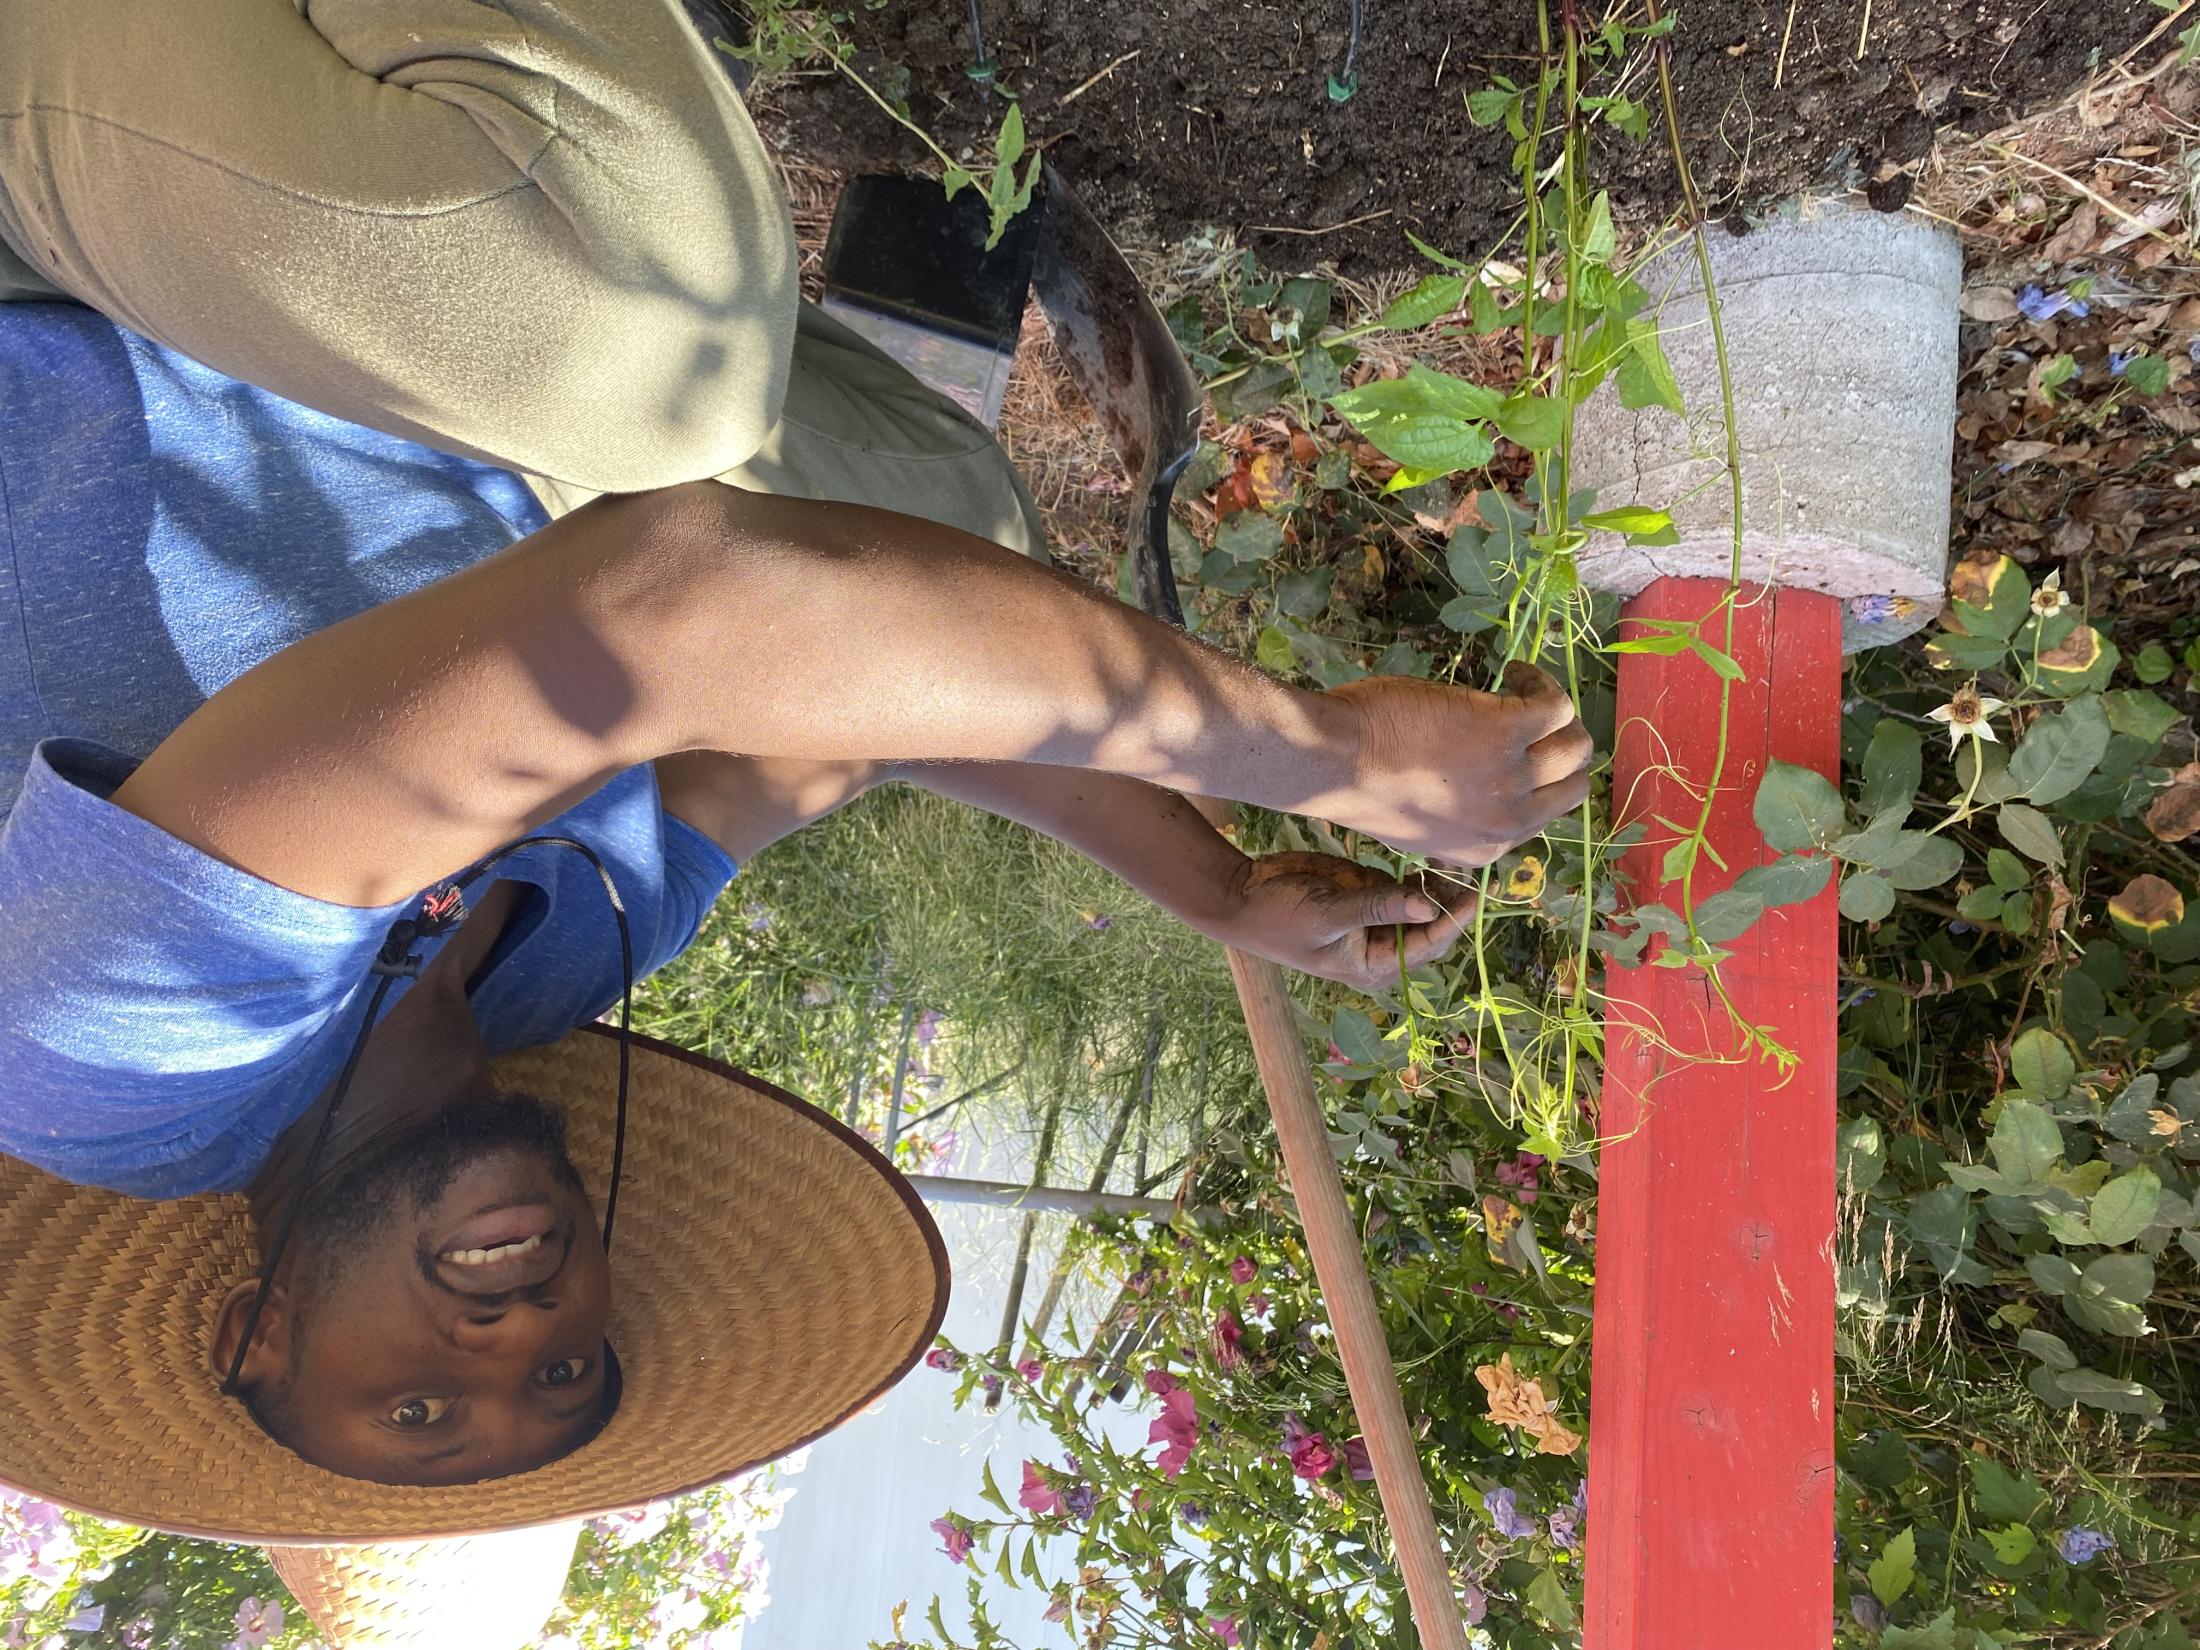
[540, 1357, 590, 1389]
[390, 1396, 453, 1428]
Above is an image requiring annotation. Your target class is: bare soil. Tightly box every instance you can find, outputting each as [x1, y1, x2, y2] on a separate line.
[761, 0, 2162, 270]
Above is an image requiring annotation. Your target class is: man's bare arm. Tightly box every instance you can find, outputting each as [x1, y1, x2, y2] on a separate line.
[116, 484, 1588, 907]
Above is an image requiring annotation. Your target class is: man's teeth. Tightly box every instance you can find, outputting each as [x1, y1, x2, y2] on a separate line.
[444, 1233, 547, 1266]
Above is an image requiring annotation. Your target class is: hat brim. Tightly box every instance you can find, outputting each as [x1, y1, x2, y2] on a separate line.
[0, 1025, 949, 1542]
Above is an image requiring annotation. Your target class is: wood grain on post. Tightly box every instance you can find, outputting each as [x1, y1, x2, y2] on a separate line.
[1223, 944, 1471, 1650]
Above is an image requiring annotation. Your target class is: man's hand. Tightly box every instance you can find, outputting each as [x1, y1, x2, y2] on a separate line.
[1215, 851, 1476, 992]
[1311, 661, 1594, 867]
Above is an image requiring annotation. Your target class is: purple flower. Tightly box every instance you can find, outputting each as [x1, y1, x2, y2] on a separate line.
[233, 1596, 284, 1649]
[1228, 1255, 1258, 1285]
[1208, 1617, 1240, 1647]
[981, 1373, 1003, 1401]
[2058, 1525, 2115, 1565]
[924, 1348, 963, 1372]
[1062, 1481, 1099, 1521]
[1485, 1486, 1538, 1539]
[58, 1604, 102, 1636]
[2109, 349, 2134, 376]
[1043, 1593, 1071, 1623]
[1462, 1582, 1489, 1626]
[930, 1515, 974, 1565]
[1179, 1500, 1209, 1527]
[1085, 912, 1114, 932]
[744, 902, 774, 932]
[2017, 284, 2088, 322]
[1547, 1502, 1582, 1550]
[914, 1009, 944, 1047]
[1850, 594, 1900, 626]
[1016, 1357, 1044, 1383]
[119, 1620, 154, 1650]
[1342, 1436, 1376, 1480]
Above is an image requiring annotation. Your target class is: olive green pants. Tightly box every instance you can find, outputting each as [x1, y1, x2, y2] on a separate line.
[0, 0, 1043, 554]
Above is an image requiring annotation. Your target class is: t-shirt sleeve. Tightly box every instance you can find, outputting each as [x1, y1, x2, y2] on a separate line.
[0, 739, 404, 1196]
[646, 812, 740, 976]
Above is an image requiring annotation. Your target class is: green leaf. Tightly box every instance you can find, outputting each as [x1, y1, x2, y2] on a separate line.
[1496, 394, 1567, 450]
[2102, 688, 2181, 745]
[1970, 1456, 2050, 1526]
[2123, 354, 2172, 396]
[1838, 1115, 1886, 1194]
[1524, 1565, 1577, 1632]
[1849, 1428, 1912, 1488]
[1378, 272, 1467, 330]
[1755, 760, 1847, 851]
[1882, 1611, 1959, 1650]
[1869, 1526, 1918, 1606]
[1839, 871, 1896, 922]
[1992, 1095, 2064, 1180]
[994, 101, 1026, 171]
[1616, 317, 1684, 414]
[2017, 1327, 2078, 1370]
[1957, 885, 2006, 921]
[2009, 1030, 2076, 1102]
[1884, 833, 1963, 891]
[942, 164, 975, 198]
[2007, 695, 2110, 804]
[2104, 1074, 2164, 1144]
[1330, 1006, 1384, 1066]
[1860, 719, 1924, 821]
[2083, 1250, 2155, 1306]
[2027, 1253, 2081, 1295]
[2091, 1165, 2162, 1247]
[1692, 889, 1765, 943]
[980, 1456, 1011, 1516]
[1996, 803, 2065, 867]
[1464, 85, 1519, 127]
[1732, 852, 1834, 908]
[2053, 1365, 2164, 1419]
[1214, 511, 1286, 562]
[1581, 504, 1675, 536]
[1581, 190, 1617, 264]
[1255, 626, 1298, 674]
[1986, 1523, 2039, 1565]
[1987, 848, 2029, 891]
[1355, 414, 1496, 475]
[2038, 352, 2078, 400]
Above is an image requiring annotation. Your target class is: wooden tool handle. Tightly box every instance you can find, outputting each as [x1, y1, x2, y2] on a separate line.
[1221, 943, 1470, 1650]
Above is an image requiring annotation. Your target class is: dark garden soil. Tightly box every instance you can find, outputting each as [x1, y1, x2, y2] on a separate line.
[762, 0, 2162, 270]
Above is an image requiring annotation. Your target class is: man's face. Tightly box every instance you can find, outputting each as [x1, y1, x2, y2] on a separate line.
[228, 1095, 614, 1485]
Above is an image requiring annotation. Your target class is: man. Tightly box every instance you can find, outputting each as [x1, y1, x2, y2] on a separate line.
[0, 0, 1588, 1529]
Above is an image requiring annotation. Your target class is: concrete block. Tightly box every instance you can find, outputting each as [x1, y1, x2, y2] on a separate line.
[1572, 200, 1961, 652]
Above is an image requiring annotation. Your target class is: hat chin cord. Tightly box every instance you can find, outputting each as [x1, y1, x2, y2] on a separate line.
[221, 838, 635, 1399]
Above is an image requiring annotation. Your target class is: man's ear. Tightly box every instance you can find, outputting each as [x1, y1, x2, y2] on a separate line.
[209, 1279, 294, 1387]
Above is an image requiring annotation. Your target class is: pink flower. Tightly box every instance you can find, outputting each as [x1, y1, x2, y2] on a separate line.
[1248, 1291, 1272, 1318]
[1463, 1582, 1488, 1625]
[1342, 1436, 1375, 1481]
[915, 1009, 944, 1047]
[1019, 1459, 1064, 1517]
[1043, 1594, 1071, 1623]
[233, 1597, 284, 1649]
[1229, 1255, 1257, 1285]
[924, 1348, 963, 1372]
[930, 1515, 974, 1565]
[1282, 1414, 1337, 1480]
[1212, 1310, 1244, 1371]
[1142, 1368, 1181, 1397]
[1016, 1357, 1045, 1383]
[1149, 1387, 1200, 1479]
[1208, 1615, 1241, 1647]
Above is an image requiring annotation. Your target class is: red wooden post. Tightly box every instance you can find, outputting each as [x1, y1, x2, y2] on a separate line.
[1584, 577, 1842, 1649]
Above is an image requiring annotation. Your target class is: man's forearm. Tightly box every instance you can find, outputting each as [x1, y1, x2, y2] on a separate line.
[623, 485, 1360, 812]
[885, 760, 1251, 940]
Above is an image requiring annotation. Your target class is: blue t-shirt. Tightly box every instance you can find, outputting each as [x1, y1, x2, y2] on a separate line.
[0, 305, 737, 1198]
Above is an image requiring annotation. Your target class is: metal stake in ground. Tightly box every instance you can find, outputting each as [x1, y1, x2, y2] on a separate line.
[1032, 164, 1470, 1650]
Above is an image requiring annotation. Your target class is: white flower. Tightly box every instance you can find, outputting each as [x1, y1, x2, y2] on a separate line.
[1927, 681, 2008, 753]
[2030, 568, 2070, 618]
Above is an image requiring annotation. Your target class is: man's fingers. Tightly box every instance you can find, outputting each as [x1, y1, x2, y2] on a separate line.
[1525, 717, 1595, 785]
[1497, 660, 1579, 741]
[1358, 883, 1439, 929]
[1524, 769, 1594, 825]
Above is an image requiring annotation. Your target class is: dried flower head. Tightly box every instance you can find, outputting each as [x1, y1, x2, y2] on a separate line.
[1926, 680, 2007, 754]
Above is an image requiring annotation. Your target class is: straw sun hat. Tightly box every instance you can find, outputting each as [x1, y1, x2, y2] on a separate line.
[0, 1025, 950, 1645]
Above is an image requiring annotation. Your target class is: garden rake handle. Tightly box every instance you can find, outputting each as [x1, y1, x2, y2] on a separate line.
[1215, 920, 1472, 1650]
